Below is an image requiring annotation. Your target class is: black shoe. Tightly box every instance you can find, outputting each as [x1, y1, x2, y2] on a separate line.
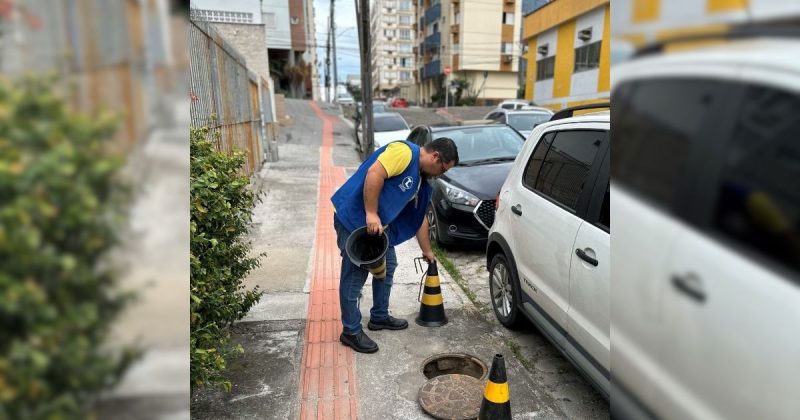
[339, 331, 378, 353]
[367, 316, 409, 331]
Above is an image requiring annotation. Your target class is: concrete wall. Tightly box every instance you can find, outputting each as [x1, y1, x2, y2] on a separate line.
[211, 23, 271, 82]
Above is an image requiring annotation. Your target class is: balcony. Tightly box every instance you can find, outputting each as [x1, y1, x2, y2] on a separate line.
[425, 3, 441, 25]
[423, 60, 441, 80]
[450, 24, 459, 34]
[424, 31, 441, 52]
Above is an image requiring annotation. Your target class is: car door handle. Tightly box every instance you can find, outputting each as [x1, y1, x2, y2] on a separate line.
[511, 204, 522, 216]
[671, 273, 706, 303]
[575, 249, 598, 266]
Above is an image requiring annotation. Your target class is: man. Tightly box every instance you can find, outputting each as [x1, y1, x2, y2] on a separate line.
[331, 138, 459, 353]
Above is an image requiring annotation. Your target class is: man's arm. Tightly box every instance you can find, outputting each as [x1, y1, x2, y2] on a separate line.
[416, 216, 435, 263]
[364, 161, 388, 235]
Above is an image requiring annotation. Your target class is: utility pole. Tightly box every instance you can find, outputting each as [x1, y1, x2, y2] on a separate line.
[332, 0, 338, 96]
[325, 12, 331, 102]
[355, 0, 374, 159]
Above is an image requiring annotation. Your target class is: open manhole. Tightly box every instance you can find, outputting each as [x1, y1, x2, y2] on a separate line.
[421, 353, 488, 380]
[418, 354, 488, 420]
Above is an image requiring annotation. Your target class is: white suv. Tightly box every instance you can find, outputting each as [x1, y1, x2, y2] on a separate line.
[487, 107, 610, 399]
[611, 37, 800, 420]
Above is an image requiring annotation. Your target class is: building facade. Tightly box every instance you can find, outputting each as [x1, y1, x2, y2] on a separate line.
[416, 0, 523, 107]
[191, 0, 319, 99]
[522, 0, 610, 110]
[370, 0, 417, 100]
[612, 0, 800, 49]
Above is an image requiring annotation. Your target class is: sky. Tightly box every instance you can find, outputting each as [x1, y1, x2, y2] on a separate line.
[313, 0, 362, 86]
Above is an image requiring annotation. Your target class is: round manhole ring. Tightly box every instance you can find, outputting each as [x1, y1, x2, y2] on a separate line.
[421, 353, 488, 381]
[418, 374, 483, 420]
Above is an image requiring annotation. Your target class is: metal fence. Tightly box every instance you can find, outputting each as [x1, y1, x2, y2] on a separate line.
[0, 0, 176, 149]
[189, 20, 275, 176]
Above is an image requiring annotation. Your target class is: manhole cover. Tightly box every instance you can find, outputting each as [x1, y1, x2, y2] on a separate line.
[418, 374, 482, 420]
[421, 353, 488, 380]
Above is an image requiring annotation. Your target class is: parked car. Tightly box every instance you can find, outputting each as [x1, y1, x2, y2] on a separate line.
[356, 112, 411, 148]
[406, 123, 525, 246]
[496, 99, 529, 110]
[610, 36, 800, 420]
[389, 97, 409, 108]
[335, 92, 354, 104]
[486, 107, 610, 400]
[354, 102, 387, 122]
[484, 108, 554, 139]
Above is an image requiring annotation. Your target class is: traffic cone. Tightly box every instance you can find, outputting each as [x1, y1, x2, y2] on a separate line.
[479, 354, 511, 419]
[415, 261, 448, 327]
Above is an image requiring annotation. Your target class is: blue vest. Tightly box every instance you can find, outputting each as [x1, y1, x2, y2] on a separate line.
[332, 141, 432, 246]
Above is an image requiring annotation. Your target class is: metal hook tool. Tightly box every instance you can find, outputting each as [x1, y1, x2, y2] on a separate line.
[414, 257, 428, 302]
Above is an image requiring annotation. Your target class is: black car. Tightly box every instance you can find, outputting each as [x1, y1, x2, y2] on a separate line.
[406, 123, 525, 246]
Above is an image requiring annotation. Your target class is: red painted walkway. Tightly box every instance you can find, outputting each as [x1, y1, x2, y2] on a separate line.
[298, 102, 357, 419]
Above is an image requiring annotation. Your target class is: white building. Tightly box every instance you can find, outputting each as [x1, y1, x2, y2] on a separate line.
[370, 0, 417, 100]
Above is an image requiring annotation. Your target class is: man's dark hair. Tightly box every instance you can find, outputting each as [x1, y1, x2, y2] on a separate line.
[424, 137, 459, 166]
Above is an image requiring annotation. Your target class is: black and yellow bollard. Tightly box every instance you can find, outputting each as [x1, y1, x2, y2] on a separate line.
[415, 261, 448, 327]
[478, 354, 511, 419]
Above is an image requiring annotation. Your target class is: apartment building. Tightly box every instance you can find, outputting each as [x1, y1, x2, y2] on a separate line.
[370, 0, 417, 100]
[416, 0, 523, 106]
[521, 0, 610, 110]
[613, 0, 800, 48]
[191, 0, 320, 99]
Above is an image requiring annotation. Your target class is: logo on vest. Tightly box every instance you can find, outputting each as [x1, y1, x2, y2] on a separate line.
[399, 176, 414, 192]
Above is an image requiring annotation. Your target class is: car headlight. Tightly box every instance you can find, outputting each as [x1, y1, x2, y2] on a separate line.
[440, 179, 480, 207]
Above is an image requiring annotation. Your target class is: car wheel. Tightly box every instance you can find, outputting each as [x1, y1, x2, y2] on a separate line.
[426, 204, 445, 247]
[489, 253, 524, 329]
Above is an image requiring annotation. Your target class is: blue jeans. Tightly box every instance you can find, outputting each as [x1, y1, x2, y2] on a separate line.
[334, 216, 398, 335]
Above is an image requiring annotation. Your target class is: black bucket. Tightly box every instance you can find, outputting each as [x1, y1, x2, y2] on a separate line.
[345, 226, 389, 279]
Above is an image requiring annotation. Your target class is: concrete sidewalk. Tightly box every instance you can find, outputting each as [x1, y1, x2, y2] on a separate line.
[191, 100, 571, 419]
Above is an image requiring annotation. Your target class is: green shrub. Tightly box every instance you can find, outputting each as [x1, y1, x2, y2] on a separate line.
[0, 76, 136, 418]
[190, 127, 262, 391]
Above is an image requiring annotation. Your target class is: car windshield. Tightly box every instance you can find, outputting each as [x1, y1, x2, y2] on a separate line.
[374, 116, 408, 132]
[434, 126, 524, 164]
[507, 113, 551, 132]
[373, 104, 386, 113]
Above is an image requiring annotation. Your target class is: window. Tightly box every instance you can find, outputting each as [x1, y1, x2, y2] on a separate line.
[523, 132, 555, 189]
[400, 29, 411, 39]
[574, 41, 601, 72]
[384, 29, 396, 38]
[263, 12, 276, 28]
[599, 186, 609, 229]
[454, 13, 461, 24]
[507, 113, 551, 132]
[502, 12, 514, 25]
[710, 83, 800, 276]
[612, 79, 727, 212]
[527, 131, 604, 211]
[384, 15, 396, 24]
[399, 0, 412, 11]
[536, 56, 555, 81]
[399, 43, 412, 53]
[502, 42, 513, 54]
[375, 115, 409, 132]
[400, 71, 411, 81]
[399, 15, 411, 25]
[452, 43, 460, 54]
